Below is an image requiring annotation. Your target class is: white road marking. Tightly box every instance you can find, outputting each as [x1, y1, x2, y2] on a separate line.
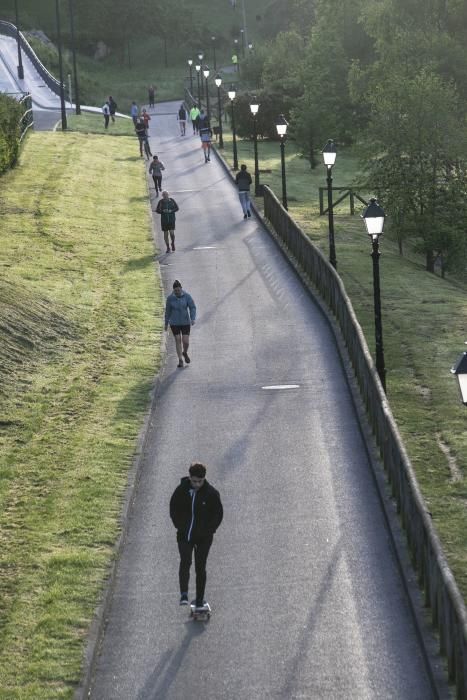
[261, 384, 300, 390]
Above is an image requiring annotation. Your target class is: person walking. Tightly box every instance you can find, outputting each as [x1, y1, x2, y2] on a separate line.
[190, 104, 200, 134]
[170, 461, 223, 610]
[199, 114, 213, 163]
[164, 279, 196, 367]
[235, 164, 253, 219]
[177, 103, 187, 136]
[141, 108, 151, 132]
[108, 96, 117, 123]
[130, 101, 138, 125]
[102, 100, 110, 129]
[148, 84, 155, 109]
[135, 116, 152, 158]
[149, 155, 165, 195]
[156, 191, 179, 253]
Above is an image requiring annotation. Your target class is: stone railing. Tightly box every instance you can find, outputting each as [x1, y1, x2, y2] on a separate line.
[263, 184, 467, 699]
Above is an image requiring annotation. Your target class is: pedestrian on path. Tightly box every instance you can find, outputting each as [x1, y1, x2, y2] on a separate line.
[131, 101, 138, 125]
[148, 84, 156, 109]
[235, 164, 252, 219]
[135, 116, 152, 158]
[102, 101, 110, 129]
[190, 104, 200, 134]
[141, 108, 151, 132]
[108, 96, 117, 123]
[149, 155, 165, 195]
[164, 280, 196, 367]
[170, 461, 223, 610]
[199, 114, 213, 162]
[156, 191, 179, 253]
[178, 104, 187, 136]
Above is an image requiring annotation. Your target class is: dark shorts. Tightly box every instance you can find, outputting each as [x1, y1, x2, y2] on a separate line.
[170, 324, 191, 336]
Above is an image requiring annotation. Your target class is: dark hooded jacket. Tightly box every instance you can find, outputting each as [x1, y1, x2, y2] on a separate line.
[170, 477, 223, 542]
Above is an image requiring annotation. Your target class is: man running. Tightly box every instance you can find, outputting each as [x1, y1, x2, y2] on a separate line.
[164, 279, 195, 367]
[149, 155, 165, 195]
[170, 462, 223, 611]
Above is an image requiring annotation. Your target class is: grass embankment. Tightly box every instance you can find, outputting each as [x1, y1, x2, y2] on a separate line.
[220, 133, 467, 600]
[0, 130, 162, 698]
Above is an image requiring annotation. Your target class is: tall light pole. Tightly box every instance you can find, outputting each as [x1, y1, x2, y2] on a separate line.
[362, 198, 387, 393]
[203, 66, 210, 118]
[276, 115, 289, 210]
[187, 59, 194, 95]
[14, 0, 24, 80]
[249, 96, 261, 196]
[195, 63, 201, 107]
[55, 0, 67, 130]
[215, 74, 224, 148]
[240, 28, 245, 57]
[68, 0, 81, 114]
[228, 86, 238, 171]
[211, 36, 217, 70]
[322, 139, 337, 269]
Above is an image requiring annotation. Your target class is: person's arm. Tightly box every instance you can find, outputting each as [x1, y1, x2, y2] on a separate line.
[172, 199, 179, 213]
[247, 173, 252, 185]
[235, 173, 239, 184]
[187, 294, 196, 323]
[207, 489, 223, 533]
[169, 487, 183, 529]
[160, 162, 165, 170]
[164, 296, 171, 330]
[156, 200, 162, 213]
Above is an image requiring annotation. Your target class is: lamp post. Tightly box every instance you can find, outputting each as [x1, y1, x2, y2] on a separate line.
[249, 96, 261, 196]
[55, 0, 67, 130]
[362, 198, 387, 392]
[451, 351, 467, 405]
[14, 0, 24, 80]
[322, 139, 337, 269]
[68, 0, 81, 114]
[187, 59, 194, 95]
[215, 74, 224, 148]
[276, 115, 289, 210]
[248, 42, 253, 51]
[240, 28, 245, 57]
[203, 66, 210, 118]
[195, 63, 201, 107]
[228, 86, 238, 170]
[211, 36, 217, 70]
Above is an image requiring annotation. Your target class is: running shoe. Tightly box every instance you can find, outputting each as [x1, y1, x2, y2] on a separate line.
[182, 351, 190, 364]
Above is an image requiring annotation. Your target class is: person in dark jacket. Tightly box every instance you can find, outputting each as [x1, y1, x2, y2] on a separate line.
[235, 164, 252, 219]
[170, 462, 223, 610]
[108, 96, 117, 123]
[155, 190, 179, 252]
[164, 279, 196, 368]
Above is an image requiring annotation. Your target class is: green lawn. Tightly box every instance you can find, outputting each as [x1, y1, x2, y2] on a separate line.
[0, 131, 162, 698]
[220, 132, 467, 601]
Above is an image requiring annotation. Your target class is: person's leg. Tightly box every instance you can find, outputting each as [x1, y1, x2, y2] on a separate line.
[194, 536, 213, 606]
[164, 230, 170, 252]
[182, 331, 190, 363]
[170, 231, 175, 251]
[178, 540, 194, 597]
[152, 176, 158, 193]
[246, 192, 252, 217]
[239, 191, 248, 217]
[157, 175, 162, 193]
[207, 143, 211, 161]
[174, 333, 183, 365]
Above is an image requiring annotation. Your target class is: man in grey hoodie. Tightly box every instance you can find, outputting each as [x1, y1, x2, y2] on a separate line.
[164, 280, 197, 368]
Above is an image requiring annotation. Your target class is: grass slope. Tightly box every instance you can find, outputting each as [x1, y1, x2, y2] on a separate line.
[0, 131, 162, 698]
[221, 133, 467, 600]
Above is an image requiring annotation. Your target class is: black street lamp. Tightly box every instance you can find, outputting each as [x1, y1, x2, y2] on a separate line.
[187, 59, 194, 95]
[14, 0, 24, 80]
[276, 115, 289, 210]
[55, 0, 67, 130]
[240, 28, 245, 57]
[68, 0, 81, 114]
[249, 96, 261, 196]
[195, 63, 201, 107]
[203, 65, 210, 118]
[322, 139, 337, 268]
[215, 74, 224, 148]
[211, 36, 217, 70]
[362, 198, 387, 392]
[451, 351, 467, 405]
[228, 86, 238, 171]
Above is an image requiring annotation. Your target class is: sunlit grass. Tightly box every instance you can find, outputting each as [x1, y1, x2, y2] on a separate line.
[0, 131, 162, 698]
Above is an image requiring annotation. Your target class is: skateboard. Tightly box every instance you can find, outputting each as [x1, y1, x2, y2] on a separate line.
[190, 602, 211, 621]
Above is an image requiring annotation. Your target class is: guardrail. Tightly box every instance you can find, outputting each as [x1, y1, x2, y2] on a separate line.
[0, 20, 61, 95]
[263, 183, 467, 699]
[18, 92, 33, 141]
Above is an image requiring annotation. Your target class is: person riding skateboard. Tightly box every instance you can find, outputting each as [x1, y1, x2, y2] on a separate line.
[170, 462, 223, 611]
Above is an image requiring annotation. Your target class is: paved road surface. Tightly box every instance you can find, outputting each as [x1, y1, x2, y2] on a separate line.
[88, 102, 437, 699]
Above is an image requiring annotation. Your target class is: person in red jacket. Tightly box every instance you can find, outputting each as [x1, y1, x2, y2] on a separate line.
[170, 462, 223, 610]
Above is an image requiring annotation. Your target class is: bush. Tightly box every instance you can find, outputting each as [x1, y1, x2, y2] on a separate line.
[0, 94, 22, 174]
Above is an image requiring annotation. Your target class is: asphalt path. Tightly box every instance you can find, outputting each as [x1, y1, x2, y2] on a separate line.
[89, 102, 436, 699]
